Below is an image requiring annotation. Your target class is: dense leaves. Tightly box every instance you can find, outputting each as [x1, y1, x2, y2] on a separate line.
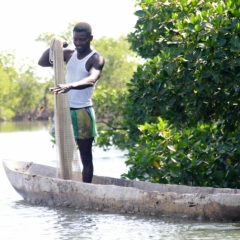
[117, 0, 240, 188]
[127, 0, 240, 129]
[122, 118, 240, 188]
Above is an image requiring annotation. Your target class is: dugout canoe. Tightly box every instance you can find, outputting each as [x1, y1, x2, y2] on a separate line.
[3, 159, 240, 221]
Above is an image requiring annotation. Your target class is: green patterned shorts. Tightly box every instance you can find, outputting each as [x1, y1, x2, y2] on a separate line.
[70, 107, 97, 140]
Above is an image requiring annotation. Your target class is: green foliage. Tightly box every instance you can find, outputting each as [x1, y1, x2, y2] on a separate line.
[93, 87, 129, 150]
[127, 0, 240, 129]
[15, 64, 40, 111]
[92, 36, 138, 89]
[122, 118, 240, 188]
[112, 0, 240, 188]
[0, 68, 16, 119]
[0, 51, 53, 120]
[0, 52, 21, 119]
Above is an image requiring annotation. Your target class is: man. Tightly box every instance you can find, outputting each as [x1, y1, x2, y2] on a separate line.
[38, 22, 105, 183]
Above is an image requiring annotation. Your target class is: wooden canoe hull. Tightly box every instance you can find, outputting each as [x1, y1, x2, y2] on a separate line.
[3, 159, 240, 221]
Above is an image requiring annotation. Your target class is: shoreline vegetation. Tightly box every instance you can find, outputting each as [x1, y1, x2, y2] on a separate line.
[0, 109, 54, 122]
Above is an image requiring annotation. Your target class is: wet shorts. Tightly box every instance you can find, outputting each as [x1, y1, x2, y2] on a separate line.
[70, 107, 97, 140]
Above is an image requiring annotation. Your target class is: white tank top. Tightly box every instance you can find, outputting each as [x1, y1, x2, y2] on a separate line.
[66, 50, 96, 108]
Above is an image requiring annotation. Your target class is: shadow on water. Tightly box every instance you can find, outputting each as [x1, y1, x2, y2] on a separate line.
[9, 200, 240, 240]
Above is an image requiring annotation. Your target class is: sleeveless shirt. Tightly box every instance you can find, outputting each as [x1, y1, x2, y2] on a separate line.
[66, 50, 96, 108]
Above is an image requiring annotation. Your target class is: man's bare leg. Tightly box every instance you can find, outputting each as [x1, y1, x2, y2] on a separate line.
[76, 138, 94, 183]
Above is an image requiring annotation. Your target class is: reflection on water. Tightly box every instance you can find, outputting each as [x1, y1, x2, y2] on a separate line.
[1, 122, 240, 240]
[0, 120, 50, 132]
[2, 200, 240, 240]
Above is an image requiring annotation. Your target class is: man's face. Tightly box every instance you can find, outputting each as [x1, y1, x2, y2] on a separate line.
[73, 31, 92, 53]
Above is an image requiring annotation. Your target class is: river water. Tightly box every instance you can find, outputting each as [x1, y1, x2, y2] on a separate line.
[0, 121, 240, 240]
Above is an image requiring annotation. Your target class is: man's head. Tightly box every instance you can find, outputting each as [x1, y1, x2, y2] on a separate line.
[73, 22, 93, 53]
[73, 22, 92, 36]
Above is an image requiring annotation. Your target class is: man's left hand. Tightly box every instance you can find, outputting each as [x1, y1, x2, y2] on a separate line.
[49, 84, 72, 94]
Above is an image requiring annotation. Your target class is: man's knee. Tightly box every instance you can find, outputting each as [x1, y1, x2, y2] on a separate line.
[80, 150, 92, 159]
[79, 150, 92, 164]
[76, 138, 93, 165]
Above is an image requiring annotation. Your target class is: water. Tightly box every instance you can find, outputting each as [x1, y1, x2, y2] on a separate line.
[1, 122, 240, 240]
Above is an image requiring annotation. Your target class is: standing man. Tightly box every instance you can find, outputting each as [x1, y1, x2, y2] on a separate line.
[38, 22, 105, 183]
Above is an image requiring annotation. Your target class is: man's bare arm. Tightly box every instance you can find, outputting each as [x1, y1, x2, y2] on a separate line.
[72, 54, 105, 88]
[38, 48, 53, 67]
[50, 54, 105, 94]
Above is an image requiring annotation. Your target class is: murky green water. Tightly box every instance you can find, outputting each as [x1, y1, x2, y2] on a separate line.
[1, 122, 240, 240]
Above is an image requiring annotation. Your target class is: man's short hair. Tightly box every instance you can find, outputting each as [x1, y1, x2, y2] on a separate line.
[73, 22, 92, 36]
